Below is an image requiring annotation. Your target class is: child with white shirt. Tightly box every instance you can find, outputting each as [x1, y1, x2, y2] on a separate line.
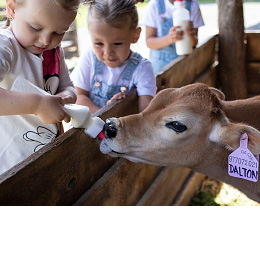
[0, 0, 80, 174]
[142, 0, 204, 73]
[70, 0, 157, 114]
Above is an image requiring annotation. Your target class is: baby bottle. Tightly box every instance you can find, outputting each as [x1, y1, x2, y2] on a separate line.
[63, 104, 104, 138]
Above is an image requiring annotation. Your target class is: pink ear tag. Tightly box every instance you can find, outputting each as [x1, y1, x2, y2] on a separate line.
[228, 133, 259, 182]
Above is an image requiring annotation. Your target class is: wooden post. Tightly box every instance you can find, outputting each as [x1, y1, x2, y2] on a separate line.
[218, 0, 247, 100]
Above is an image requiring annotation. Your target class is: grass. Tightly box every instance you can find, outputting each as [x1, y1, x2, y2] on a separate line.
[189, 179, 260, 206]
[189, 191, 220, 206]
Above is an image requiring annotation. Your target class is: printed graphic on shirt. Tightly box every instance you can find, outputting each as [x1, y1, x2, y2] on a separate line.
[43, 47, 60, 95]
[23, 126, 58, 152]
[22, 48, 61, 152]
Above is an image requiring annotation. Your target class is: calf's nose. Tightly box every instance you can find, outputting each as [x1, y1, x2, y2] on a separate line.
[105, 118, 117, 138]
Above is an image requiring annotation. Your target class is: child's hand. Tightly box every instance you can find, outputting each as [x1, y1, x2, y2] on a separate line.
[35, 95, 71, 123]
[185, 21, 197, 38]
[56, 89, 77, 104]
[167, 26, 184, 44]
[106, 92, 126, 105]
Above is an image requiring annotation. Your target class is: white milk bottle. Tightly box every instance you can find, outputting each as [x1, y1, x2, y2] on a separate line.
[63, 104, 104, 138]
[173, 0, 192, 55]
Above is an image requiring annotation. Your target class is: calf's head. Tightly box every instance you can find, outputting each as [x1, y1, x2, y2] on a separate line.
[100, 83, 260, 169]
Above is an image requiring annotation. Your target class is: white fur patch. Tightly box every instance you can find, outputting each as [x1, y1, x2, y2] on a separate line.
[100, 140, 113, 154]
[209, 123, 222, 143]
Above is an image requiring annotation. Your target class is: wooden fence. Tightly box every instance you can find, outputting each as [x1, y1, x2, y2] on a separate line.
[0, 35, 218, 205]
[246, 31, 260, 96]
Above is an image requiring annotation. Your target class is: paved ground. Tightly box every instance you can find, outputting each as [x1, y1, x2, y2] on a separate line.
[76, 2, 260, 59]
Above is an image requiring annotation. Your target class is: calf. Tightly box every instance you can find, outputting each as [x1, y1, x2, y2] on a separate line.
[100, 83, 260, 203]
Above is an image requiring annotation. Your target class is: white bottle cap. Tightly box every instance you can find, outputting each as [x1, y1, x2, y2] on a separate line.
[84, 117, 105, 138]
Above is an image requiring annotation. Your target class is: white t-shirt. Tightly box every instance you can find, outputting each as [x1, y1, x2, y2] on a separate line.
[0, 29, 75, 175]
[141, 0, 204, 37]
[70, 48, 157, 97]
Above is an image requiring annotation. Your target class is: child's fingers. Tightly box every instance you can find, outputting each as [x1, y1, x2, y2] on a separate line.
[106, 93, 126, 105]
[56, 94, 74, 105]
[169, 27, 183, 43]
[111, 93, 126, 100]
[171, 26, 181, 31]
[63, 113, 71, 123]
[188, 21, 194, 27]
[63, 96, 74, 104]
[186, 27, 196, 37]
[185, 22, 196, 36]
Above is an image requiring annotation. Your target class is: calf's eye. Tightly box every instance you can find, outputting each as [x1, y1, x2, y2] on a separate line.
[166, 121, 187, 133]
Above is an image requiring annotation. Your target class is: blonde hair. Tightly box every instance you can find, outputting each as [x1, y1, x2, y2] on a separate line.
[53, 0, 81, 12]
[85, 0, 144, 30]
[5, 0, 81, 26]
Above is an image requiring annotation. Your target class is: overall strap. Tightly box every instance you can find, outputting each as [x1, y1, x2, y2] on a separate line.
[122, 52, 142, 81]
[185, 0, 192, 13]
[93, 53, 103, 75]
[156, 0, 165, 15]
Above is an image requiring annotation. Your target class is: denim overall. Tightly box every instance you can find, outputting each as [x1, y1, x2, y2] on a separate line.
[150, 0, 191, 73]
[90, 52, 142, 108]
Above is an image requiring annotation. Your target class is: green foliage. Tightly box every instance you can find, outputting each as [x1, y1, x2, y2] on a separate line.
[0, 0, 5, 7]
[189, 191, 220, 206]
[190, 182, 260, 206]
[0, 1, 6, 22]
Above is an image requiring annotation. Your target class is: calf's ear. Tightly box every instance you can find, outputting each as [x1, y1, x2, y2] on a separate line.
[209, 87, 226, 101]
[210, 122, 260, 155]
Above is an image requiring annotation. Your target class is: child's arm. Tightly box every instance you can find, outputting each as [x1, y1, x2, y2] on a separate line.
[0, 87, 70, 123]
[139, 95, 153, 112]
[146, 22, 198, 50]
[146, 26, 183, 50]
[75, 87, 100, 114]
[133, 58, 157, 112]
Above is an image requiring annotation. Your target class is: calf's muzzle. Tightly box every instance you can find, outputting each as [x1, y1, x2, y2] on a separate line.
[104, 118, 117, 138]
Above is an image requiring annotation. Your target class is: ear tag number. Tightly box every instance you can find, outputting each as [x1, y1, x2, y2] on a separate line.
[228, 133, 259, 182]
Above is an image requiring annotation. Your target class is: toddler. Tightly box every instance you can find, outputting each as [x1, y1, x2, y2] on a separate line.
[0, 0, 80, 174]
[70, 0, 157, 114]
[142, 0, 204, 73]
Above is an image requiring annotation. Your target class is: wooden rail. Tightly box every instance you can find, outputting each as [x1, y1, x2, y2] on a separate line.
[0, 35, 220, 205]
[246, 31, 260, 95]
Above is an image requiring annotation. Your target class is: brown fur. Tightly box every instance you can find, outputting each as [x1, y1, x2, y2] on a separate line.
[101, 83, 260, 202]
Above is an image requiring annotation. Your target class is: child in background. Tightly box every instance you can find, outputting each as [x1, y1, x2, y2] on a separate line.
[70, 0, 157, 114]
[142, 0, 204, 73]
[0, 0, 80, 174]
